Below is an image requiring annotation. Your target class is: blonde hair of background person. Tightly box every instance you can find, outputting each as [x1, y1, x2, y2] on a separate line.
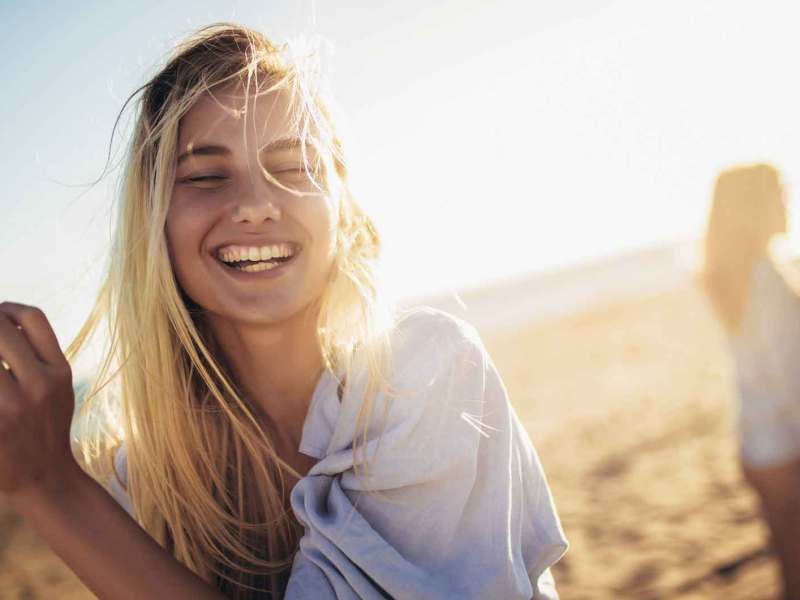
[0, 22, 567, 600]
[702, 163, 787, 333]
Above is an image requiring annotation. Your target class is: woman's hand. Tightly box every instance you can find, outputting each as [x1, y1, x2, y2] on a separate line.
[0, 301, 78, 499]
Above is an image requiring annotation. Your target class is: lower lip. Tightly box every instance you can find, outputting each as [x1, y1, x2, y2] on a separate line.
[214, 251, 300, 281]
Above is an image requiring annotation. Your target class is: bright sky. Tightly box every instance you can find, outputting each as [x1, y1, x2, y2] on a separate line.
[2, 0, 800, 357]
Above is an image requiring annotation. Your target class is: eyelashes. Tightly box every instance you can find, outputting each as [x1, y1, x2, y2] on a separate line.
[178, 175, 229, 190]
[177, 168, 316, 191]
[181, 168, 309, 181]
[187, 175, 227, 182]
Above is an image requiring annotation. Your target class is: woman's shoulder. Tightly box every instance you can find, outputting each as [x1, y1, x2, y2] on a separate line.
[741, 238, 800, 326]
[328, 307, 498, 482]
[394, 304, 479, 337]
[392, 303, 490, 375]
[382, 305, 492, 406]
[352, 304, 488, 420]
[307, 306, 493, 476]
[390, 305, 485, 368]
[728, 240, 800, 354]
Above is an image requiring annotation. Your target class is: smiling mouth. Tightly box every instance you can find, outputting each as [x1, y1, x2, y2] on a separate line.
[215, 253, 296, 273]
[213, 240, 302, 269]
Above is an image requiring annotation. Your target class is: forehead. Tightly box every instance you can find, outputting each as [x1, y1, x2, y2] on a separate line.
[176, 83, 301, 150]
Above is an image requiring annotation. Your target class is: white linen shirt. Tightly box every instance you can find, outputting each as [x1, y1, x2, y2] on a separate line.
[107, 306, 568, 598]
[727, 256, 800, 466]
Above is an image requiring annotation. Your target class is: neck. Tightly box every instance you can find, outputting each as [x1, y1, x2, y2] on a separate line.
[203, 305, 325, 451]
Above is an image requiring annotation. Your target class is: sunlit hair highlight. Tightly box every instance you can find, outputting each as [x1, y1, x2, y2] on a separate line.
[65, 23, 397, 599]
[702, 162, 786, 334]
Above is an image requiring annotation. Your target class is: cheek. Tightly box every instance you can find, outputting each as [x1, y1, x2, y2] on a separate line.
[165, 202, 208, 270]
[298, 194, 340, 254]
[167, 196, 210, 238]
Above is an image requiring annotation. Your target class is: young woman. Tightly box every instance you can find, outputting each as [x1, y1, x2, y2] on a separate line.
[702, 163, 800, 600]
[0, 23, 567, 599]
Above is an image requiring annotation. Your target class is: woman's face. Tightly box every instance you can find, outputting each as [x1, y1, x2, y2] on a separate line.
[166, 83, 340, 326]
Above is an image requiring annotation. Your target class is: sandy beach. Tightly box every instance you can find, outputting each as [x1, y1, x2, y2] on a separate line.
[0, 255, 782, 598]
[481, 278, 778, 599]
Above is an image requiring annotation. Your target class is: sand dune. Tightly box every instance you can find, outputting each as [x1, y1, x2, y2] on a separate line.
[0, 266, 782, 599]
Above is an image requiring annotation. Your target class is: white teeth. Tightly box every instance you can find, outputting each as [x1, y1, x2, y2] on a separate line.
[236, 261, 279, 272]
[217, 243, 296, 263]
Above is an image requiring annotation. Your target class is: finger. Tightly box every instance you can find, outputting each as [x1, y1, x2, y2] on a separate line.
[0, 302, 66, 367]
[0, 313, 42, 385]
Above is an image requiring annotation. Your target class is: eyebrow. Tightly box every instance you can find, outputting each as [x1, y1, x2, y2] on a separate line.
[176, 144, 230, 165]
[176, 137, 312, 165]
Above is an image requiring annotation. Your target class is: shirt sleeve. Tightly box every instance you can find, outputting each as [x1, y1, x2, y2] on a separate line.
[106, 442, 135, 519]
[730, 258, 800, 466]
[286, 310, 568, 599]
[733, 258, 800, 411]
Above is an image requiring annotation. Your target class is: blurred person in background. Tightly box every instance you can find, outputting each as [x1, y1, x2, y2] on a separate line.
[702, 163, 800, 600]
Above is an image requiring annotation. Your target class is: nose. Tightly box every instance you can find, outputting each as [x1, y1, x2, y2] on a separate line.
[231, 185, 282, 225]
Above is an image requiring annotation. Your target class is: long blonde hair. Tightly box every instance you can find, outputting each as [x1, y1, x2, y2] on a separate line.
[65, 23, 397, 598]
[702, 162, 786, 334]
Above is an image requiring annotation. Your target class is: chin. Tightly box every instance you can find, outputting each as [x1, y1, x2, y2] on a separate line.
[238, 298, 317, 327]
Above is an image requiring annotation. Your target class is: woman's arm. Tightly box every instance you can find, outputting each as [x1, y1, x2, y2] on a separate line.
[8, 461, 226, 600]
[0, 302, 225, 600]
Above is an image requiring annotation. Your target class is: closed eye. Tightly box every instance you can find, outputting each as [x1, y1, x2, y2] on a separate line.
[187, 175, 227, 182]
[177, 174, 230, 190]
[274, 166, 309, 175]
